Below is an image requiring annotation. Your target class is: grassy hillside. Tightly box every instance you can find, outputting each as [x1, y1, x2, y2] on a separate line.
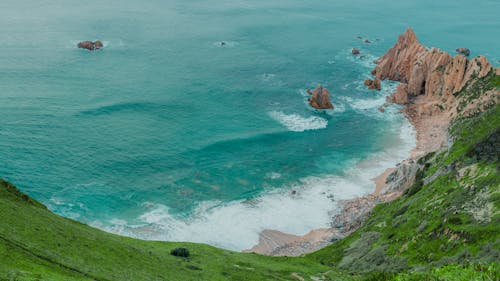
[0, 178, 336, 281]
[1, 75, 499, 280]
[309, 102, 500, 279]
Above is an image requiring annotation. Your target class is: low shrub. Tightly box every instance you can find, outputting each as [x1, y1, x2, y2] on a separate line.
[170, 247, 190, 258]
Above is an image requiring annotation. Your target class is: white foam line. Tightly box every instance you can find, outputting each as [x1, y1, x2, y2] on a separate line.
[95, 117, 416, 251]
[268, 111, 328, 132]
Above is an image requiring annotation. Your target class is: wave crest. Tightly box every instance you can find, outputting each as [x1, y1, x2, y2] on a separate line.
[268, 111, 328, 132]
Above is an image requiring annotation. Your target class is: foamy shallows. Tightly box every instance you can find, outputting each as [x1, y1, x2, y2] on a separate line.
[96, 119, 415, 251]
[268, 111, 328, 132]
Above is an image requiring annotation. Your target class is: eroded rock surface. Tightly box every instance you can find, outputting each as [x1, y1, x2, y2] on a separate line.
[375, 28, 492, 106]
[376, 27, 498, 157]
[364, 77, 381, 90]
[307, 85, 334, 109]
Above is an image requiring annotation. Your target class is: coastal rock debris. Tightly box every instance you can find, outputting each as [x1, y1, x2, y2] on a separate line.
[364, 77, 381, 90]
[306, 85, 334, 109]
[78, 40, 104, 51]
[352, 48, 360, 55]
[456, 47, 470, 56]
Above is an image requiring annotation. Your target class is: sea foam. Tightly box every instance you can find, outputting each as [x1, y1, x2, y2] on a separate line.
[97, 119, 416, 251]
[268, 111, 328, 132]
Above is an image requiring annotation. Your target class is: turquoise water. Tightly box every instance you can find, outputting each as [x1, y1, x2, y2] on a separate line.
[0, 0, 498, 250]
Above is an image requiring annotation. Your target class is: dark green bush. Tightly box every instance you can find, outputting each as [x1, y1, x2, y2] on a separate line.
[170, 247, 190, 258]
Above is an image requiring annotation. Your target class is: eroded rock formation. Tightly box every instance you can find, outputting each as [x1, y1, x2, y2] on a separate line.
[374, 28, 493, 106]
[373, 27, 498, 156]
[307, 85, 334, 109]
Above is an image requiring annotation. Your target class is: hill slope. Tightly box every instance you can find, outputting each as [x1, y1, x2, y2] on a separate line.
[0, 178, 335, 281]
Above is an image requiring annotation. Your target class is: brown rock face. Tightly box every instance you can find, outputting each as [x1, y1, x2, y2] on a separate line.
[364, 77, 381, 90]
[374, 27, 493, 105]
[352, 48, 360, 55]
[78, 40, 104, 51]
[308, 85, 334, 109]
[375, 27, 498, 157]
[94, 41, 104, 49]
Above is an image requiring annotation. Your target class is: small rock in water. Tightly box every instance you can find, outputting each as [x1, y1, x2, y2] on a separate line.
[364, 77, 381, 90]
[378, 106, 385, 113]
[220, 41, 227, 46]
[77, 40, 103, 51]
[456, 47, 470, 56]
[94, 41, 103, 49]
[308, 85, 334, 109]
[352, 48, 360, 55]
[364, 39, 371, 44]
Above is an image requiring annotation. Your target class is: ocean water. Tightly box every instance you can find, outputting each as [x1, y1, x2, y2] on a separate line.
[0, 0, 498, 250]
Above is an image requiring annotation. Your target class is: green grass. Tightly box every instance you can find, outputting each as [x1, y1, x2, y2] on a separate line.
[0, 179, 334, 281]
[1, 75, 499, 281]
[308, 104, 500, 277]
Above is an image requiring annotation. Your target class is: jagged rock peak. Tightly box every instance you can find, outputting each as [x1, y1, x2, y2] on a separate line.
[397, 27, 419, 46]
[374, 28, 494, 105]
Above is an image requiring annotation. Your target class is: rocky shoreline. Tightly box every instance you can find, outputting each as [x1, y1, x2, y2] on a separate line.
[246, 28, 499, 256]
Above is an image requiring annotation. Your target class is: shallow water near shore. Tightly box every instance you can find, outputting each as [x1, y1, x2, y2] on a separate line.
[0, 0, 498, 250]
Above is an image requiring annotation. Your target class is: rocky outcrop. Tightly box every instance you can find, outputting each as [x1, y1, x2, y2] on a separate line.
[374, 28, 493, 106]
[307, 85, 334, 109]
[364, 77, 381, 90]
[352, 48, 360, 55]
[78, 40, 104, 51]
[375, 28, 498, 157]
[383, 160, 421, 193]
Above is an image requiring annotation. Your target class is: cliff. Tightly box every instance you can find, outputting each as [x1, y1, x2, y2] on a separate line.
[374, 28, 493, 102]
[375, 27, 499, 157]
[248, 28, 500, 259]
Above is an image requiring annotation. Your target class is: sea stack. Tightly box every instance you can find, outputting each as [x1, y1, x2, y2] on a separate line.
[307, 85, 334, 109]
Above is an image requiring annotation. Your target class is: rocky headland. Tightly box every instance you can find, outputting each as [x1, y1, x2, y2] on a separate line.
[247, 28, 499, 256]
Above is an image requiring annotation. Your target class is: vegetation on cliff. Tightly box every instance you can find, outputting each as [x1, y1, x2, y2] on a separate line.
[310, 104, 499, 278]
